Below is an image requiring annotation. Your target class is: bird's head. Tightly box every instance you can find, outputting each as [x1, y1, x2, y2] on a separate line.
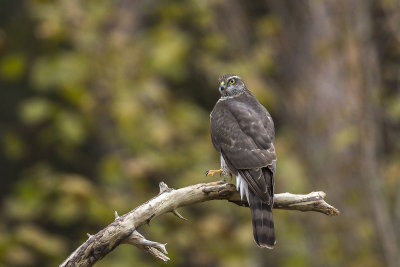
[218, 74, 246, 97]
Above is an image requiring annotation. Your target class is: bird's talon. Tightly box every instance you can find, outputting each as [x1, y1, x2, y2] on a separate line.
[206, 169, 222, 176]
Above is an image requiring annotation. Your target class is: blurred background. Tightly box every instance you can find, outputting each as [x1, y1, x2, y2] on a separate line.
[1, 0, 400, 266]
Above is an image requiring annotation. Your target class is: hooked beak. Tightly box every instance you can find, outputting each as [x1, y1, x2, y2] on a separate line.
[219, 82, 226, 93]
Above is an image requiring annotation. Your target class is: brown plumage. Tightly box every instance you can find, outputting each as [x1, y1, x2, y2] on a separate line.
[210, 74, 276, 248]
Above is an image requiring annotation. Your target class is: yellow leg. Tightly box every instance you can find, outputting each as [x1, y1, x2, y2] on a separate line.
[205, 169, 222, 176]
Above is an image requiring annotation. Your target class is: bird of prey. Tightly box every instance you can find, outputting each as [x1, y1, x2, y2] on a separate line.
[207, 74, 277, 248]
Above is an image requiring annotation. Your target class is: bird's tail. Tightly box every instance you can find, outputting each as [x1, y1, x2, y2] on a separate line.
[248, 191, 275, 249]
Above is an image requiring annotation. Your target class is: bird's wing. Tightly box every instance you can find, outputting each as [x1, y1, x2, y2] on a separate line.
[210, 95, 276, 201]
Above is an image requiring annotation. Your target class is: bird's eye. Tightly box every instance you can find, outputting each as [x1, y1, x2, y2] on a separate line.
[228, 79, 235, 85]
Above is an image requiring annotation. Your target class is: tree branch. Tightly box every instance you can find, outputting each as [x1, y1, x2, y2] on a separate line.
[60, 180, 339, 267]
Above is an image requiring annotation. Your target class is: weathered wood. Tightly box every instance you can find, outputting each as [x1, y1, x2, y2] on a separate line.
[60, 180, 339, 267]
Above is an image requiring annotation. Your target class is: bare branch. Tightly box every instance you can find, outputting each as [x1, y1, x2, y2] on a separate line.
[171, 209, 188, 221]
[60, 180, 339, 267]
[228, 191, 339, 216]
[122, 230, 169, 262]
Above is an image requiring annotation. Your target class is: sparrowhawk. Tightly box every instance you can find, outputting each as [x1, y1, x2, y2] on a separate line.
[207, 74, 277, 248]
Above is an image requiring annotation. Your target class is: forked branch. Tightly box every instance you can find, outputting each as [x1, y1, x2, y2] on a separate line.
[60, 180, 339, 267]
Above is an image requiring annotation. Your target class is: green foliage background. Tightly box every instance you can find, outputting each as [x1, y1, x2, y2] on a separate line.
[1, 0, 399, 266]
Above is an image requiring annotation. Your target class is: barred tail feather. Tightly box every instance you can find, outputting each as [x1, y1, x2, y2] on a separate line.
[249, 191, 275, 249]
